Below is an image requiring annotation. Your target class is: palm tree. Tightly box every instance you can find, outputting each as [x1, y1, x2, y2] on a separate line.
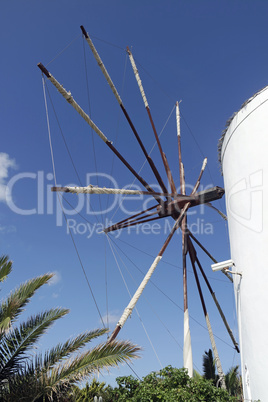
[225, 365, 243, 398]
[202, 349, 216, 384]
[0, 255, 140, 401]
[73, 378, 113, 401]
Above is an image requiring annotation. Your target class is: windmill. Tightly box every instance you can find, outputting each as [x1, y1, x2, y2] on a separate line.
[38, 25, 239, 388]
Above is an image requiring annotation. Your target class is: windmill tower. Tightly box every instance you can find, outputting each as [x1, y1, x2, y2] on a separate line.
[219, 86, 268, 401]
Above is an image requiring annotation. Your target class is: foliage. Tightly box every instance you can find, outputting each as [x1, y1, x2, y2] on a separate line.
[73, 378, 114, 401]
[225, 365, 243, 398]
[109, 365, 238, 401]
[0, 255, 140, 401]
[202, 349, 243, 399]
[202, 349, 217, 385]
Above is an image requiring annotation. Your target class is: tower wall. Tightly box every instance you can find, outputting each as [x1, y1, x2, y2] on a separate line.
[220, 87, 268, 401]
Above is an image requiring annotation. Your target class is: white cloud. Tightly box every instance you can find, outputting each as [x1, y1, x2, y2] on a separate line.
[0, 153, 16, 203]
[101, 311, 120, 326]
[0, 225, 16, 234]
[48, 271, 62, 286]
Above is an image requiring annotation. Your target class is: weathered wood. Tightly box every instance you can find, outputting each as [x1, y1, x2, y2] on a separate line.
[80, 25, 168, 196]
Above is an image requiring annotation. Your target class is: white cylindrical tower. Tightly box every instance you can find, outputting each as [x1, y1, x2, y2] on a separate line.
[219, 86, 268, 401]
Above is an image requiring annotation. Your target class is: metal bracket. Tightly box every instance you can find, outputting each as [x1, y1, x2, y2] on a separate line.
[223, 269, 242, 277]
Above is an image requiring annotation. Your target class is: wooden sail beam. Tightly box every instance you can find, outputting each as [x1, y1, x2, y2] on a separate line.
[187, 237, 240, 353]
[127, 47, 177, 195]
[80, 25, 169, 198]
[52, 185, 223, 205]
[176, 105, 193, 377]
[108, 159, 207, 342]
[205, 202, 228, 220]
[188, 231, 233, 283]
[109, 215, 164, 232]
[108, 201, 191, 343]
[176, 101, 184, 192]
[104, 210, 160, 233]
[187, 241, 226, 390]
[104, 204, 158, 231]
[181, 164, 193, 377]
[37, 63, 163, 205]
[51, 185, 173, 197]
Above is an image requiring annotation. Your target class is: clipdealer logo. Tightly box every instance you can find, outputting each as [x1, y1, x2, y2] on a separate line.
[5, 170, 215, 236]
[227, 170, 263, 233]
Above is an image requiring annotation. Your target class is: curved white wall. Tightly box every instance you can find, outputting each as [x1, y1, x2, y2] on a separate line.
[221, 86, 268, 401]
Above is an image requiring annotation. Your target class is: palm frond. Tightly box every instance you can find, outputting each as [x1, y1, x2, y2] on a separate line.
[4, 338, 140, 401]
[39, 339, 141, 397]
[202, 349, 216, 381]
[0, 308, 68, 381]
[225, 365, 241, 395]
[41, 328, 109, 370]
[0, 255, 12, 284]
[0, 273, 53, 333]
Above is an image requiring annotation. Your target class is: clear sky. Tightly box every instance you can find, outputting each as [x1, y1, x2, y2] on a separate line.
[1, 0, 267, 385]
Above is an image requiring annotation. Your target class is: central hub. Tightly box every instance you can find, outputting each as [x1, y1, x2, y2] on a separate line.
[157, 186, 225, 220]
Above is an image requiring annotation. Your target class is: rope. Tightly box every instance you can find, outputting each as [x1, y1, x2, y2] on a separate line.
[135, 58, 175, 103]
[44, 82, 82, 186]
[90, 34, 125, 51]
[104, 238, 109, 331]
[106, 236, 142, 381]
[104, 51, 128, 222]
[42, 76, 105, 328]
[116, 237, 230, 284]
[106, 235, 132, 299]
[56, 185, 163, 195]
[110, 104, 175, 222]
[44, 80, 101, 225]
[46, 34, 81, 66]
[82, 35, 104, 223]
[106, 235, 163, 368]
[108, 235, 234, 349]
[42, 77, 57, 184]
[111, 238, 184, 353]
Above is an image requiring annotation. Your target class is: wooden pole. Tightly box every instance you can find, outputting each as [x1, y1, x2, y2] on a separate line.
[108, 159, 207, 342]
[37, 63, 163, 205]
[127, 47, 177, 194]
[188, 238, 239, 353]
[80, 26, 169, 197]
[177, 105, 193, 376]
[108, 202, 191, 343]
[188, 231, 233, 283]
[51, 185, 172, 197]
[188, 239, 226, 389]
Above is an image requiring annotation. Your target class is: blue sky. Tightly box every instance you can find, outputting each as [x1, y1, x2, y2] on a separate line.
[1, 0, 267, 385]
